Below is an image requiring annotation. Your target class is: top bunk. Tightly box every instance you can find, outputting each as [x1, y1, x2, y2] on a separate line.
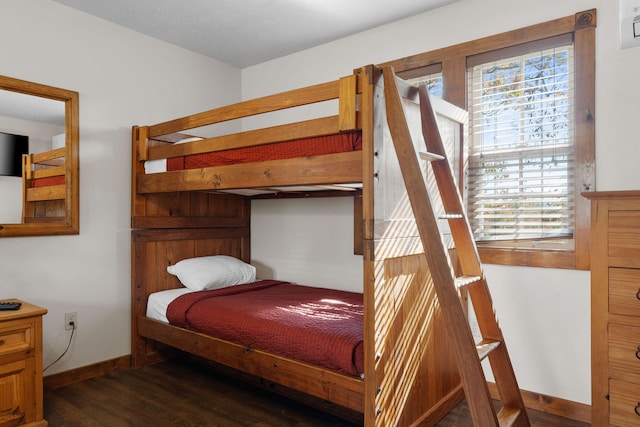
[132, 70, 366, 197]
[131, 65, 468, 231]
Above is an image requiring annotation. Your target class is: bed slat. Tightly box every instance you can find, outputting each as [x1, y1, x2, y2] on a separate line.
[136, 151, 362, 194]
[148, 80, 342, 138]
[147, 116, 343, 161]
[26, 184, 65, 201]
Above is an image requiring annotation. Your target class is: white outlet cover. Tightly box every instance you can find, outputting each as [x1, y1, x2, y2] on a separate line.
[620, 0, 640, 48]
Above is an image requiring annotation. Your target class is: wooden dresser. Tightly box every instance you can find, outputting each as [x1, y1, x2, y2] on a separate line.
[584, 191, 640, 426]
[0, 300, 47, 427]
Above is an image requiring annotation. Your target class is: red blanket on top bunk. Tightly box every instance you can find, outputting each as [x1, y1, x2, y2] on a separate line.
[32, 176, 65, 187]
[167, 131, 362, 171]
[166, 280, 364, 376]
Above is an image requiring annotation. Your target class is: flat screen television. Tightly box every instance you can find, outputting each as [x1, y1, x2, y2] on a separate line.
[0, 132, 29, 177]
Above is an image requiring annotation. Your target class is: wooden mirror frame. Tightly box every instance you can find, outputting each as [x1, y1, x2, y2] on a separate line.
[0, 75, 79, 237]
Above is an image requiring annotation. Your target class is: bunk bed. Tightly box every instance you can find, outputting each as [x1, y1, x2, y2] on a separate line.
[131, 65, 468, 426]
[22, 147, 66, 223]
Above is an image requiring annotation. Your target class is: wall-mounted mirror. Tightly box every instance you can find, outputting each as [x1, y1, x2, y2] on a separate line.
[0, 75, 79, 237]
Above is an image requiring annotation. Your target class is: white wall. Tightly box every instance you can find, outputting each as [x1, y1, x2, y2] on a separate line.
[251, 197, 363, 293]
[0, 0, 241, 375]
[246, 0, 640, 405]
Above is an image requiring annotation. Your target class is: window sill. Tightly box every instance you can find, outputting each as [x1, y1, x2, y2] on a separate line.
[477, 245, 584, 270]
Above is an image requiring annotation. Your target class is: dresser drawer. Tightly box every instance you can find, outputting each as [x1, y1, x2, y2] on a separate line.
[610, 268, 640, 317]
[609, 210, 640, 268]
[610, 323, 640, 375]
[0, 318, 33, 357]
[610, 379, 640, 426]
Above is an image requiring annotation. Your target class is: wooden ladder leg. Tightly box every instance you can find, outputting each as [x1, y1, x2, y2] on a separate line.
[382, 66, 530, 427]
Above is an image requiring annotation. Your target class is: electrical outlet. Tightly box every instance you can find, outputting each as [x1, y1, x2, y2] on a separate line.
[64, 312, 77, 330]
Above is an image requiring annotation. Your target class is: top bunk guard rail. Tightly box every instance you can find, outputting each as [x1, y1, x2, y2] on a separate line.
[138, 75, 359, 162]
[146, 116, 345, 162]
[133, 73, 364, 196]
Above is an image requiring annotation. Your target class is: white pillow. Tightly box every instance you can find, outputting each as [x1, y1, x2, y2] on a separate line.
[167, 255, 256, 291]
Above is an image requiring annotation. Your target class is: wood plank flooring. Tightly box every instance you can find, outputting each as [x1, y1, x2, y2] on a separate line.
[44, 358, 590, 426]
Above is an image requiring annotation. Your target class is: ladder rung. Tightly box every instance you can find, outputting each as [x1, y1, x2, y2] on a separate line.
[455, 275, 482, 289]
[419, 151, 445, 161]
[497, 406, 522, 427]
[476, 339, 501, 361]
[438, 213, 464, 219]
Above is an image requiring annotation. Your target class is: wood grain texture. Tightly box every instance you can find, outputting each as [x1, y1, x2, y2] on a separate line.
[584, 191, 640, 426]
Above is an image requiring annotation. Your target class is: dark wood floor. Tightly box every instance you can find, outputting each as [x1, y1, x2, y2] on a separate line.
[44, 359, 590, 426]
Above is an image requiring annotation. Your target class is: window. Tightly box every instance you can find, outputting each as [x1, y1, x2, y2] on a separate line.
[467, 42, 574, 243]
[382, 10, 596, 270]
[408, 73, 444, 98]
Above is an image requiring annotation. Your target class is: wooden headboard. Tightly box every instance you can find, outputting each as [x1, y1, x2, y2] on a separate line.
[131, 226, 250, 366]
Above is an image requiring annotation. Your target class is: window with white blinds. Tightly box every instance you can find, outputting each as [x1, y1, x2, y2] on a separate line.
[408, 73, 443, 98]
[467, 43, 575, 242]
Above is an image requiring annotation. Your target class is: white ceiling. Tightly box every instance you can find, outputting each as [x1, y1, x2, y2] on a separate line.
[52, 0, 459, 68]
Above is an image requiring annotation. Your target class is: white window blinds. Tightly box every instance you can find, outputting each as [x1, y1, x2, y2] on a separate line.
[467, 43, 575, 242]
[407, 73, 443, 98]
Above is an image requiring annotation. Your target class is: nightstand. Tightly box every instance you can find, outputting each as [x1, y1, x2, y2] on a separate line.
[0, 300, 47, 427]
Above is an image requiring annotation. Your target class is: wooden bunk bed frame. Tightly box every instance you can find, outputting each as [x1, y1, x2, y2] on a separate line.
[22, 147, 67, 223]
[131, 65, 467, 426]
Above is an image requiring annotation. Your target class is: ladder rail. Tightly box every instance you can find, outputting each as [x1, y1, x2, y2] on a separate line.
[417, 84, 530, 420]
[416, 85, 482, 277]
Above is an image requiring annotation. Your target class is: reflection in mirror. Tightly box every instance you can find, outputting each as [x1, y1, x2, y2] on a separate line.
[0, 76, 79, 237]
[0, 92, 65, 222]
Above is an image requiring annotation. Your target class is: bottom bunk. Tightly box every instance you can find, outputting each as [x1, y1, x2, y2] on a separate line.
[132, 227, 365, 413]
[132, 226, 462, 426]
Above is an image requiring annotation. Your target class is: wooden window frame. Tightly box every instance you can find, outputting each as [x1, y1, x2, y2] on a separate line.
[384, 10, 596, 270]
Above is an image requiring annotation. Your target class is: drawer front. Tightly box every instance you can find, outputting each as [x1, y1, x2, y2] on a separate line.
[0, 359, 28, 423]
[610, 379, 640, 426]
[0, 318, 33, 357]
[610, 268, 640, 317]
[609, 210, 640, 268]
[610, 323, 640, 375]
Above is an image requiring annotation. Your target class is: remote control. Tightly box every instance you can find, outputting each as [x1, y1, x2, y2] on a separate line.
[0, 301, 21, 310]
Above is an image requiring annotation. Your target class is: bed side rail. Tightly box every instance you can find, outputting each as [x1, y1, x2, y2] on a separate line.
[137, 74, 359, 163]
[149, 74, 358, 137]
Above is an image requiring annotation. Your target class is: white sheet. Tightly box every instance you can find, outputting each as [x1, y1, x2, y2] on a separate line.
[143, 136, 202, 174]
[146, 287, 195, 323]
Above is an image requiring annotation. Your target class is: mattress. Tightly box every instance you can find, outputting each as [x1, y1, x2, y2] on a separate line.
[154, 280, 364, 376]
[144, 131, 362, 174]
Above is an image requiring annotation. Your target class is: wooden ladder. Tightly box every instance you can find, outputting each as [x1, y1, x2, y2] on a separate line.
[382, 66, 531, 427]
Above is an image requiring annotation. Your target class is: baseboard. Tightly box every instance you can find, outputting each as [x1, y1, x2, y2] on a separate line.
[488, 383, 591, 424]
[43, 355, 131, 390]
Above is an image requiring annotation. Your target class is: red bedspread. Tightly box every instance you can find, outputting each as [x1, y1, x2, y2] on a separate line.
[167, 131, 362, 171]
[32, 176, 65, 187]
[166, 280, 364, 376]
